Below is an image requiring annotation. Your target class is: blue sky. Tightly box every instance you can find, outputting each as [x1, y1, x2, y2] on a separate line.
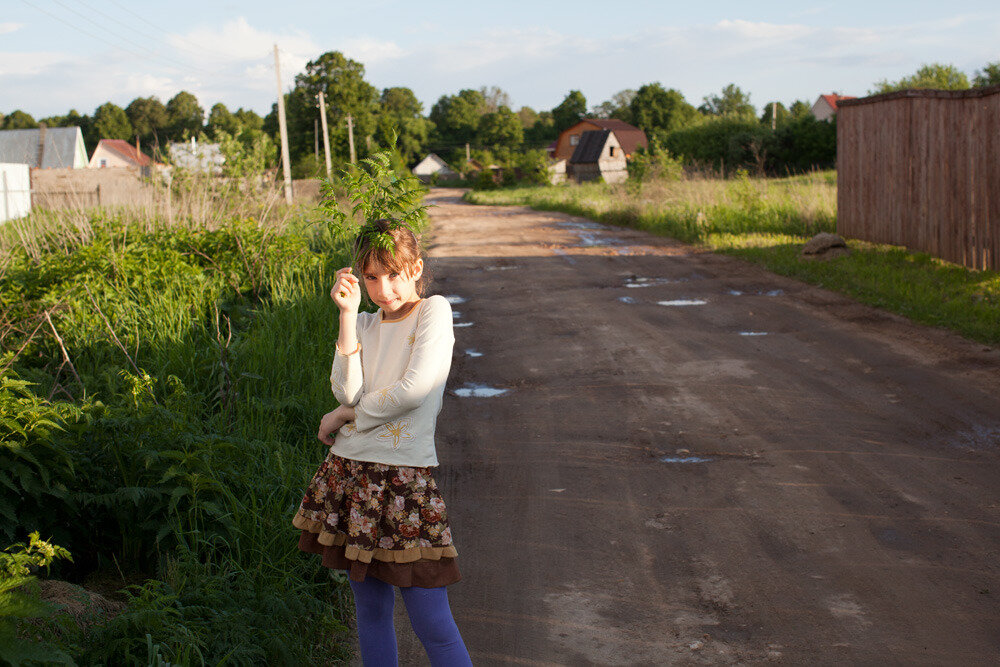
[2, 0, 999, 119]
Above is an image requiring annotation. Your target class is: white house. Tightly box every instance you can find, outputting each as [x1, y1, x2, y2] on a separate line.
[89, 139, 155, 168]
[0, 163, 31, 223]
[412, 153, 459, 182]
[811, 94, 856, 122]
[567, 130, 628, 184]
[0, 127, 88, 169]
[168, 137, 224, 174]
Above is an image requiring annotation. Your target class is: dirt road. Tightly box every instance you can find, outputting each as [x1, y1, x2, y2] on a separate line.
[391, 189, 1000, 665]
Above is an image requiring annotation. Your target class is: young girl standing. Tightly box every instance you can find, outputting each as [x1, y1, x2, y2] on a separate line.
[292, 220, 472, 666]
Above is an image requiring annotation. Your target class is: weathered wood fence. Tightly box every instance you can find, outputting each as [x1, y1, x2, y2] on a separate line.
[837, 86, 1000, 271]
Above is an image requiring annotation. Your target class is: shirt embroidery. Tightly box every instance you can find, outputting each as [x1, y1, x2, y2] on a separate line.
[340, 422, 356, 436]
[377, 419, 413, 450]
[406, 332, 416, 346]
[375, 386, 400, 409]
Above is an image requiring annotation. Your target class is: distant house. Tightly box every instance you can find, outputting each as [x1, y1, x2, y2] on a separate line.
[811, 94, 856, 122]
[547, 158, 567, 185]
[169, 138, 224, 174]
[89, 139, 157, 169]
[0, 127, 88, 169]
[412, 153, 459, 182]
[568, 130, 628, 184]
[554, 119, 648, 162]
[1, 163, 31, 222]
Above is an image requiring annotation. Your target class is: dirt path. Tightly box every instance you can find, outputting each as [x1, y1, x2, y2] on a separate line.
[391, 188, 1000, 665]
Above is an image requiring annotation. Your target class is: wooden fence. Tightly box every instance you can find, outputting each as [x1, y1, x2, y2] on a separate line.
[837, 86, 1000, 271]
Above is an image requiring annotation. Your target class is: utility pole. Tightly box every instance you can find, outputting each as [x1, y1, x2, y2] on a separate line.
[314, 119, 319, 158]
[771, 102, 777, 131]
[318, 90, 332, 178]
[346, 114, 356, 164]
[465, 143, 470, 162]
[273, 44, 293, 204]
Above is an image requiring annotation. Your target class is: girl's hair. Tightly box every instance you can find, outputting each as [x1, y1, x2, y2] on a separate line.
[353, 219, 429, 296]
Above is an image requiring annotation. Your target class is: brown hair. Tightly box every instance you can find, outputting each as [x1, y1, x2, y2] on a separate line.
[353, 219, 429, 296]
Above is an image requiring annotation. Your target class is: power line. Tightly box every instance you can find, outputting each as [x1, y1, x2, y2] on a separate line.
[99, 0, 245, 63]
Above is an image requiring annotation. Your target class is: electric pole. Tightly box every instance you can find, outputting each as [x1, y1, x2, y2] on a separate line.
[466, 143, 471, 162]
[318, 91, 332, 178]
[346, 114, 356, 165]
[273, 44, 293, 204]
[771, 102, 777, 131]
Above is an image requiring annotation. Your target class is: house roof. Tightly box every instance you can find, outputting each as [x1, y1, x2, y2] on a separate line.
[96, 139, 152, 166]
[569, 129, 614, 164]
[579, 119, 648, 156]
[0, 127, 87, 168]
[413, 153, 457, 174]
[819, 94, 857, 111]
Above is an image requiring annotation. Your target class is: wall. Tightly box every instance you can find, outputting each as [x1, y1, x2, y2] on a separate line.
[0, 163, 31, 222]
[30, 166, 159, 209]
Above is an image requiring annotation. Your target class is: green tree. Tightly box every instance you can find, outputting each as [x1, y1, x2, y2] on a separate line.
[375, 87, 432, 164]
[233, 108, 263, 131]
[165, 91, 204, 141]
[477, 106, 524, 149]
[629, 83, 698, 133]
[517, 106, 538, 129]
[593, 89, 636, 124]
[760, 101, 790, 127]
[206, 102, 239, 136]
[92, 102, 133, 140]
[286, 51, 380, 163]
[430, 89, 486, 146]
[872, 63, 970, 93]
[126, 96, 169, 147]
[973, 61, 1000, 87]
[1, 110, 38, 129]
[699, 83, 755, 118]
[552, 90, 587, 131]
[789, 100, 812, 120]
[524, 111, 557, 147]
[479, 86, 512, 113]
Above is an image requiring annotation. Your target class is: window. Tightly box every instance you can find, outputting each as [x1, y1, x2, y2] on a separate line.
[609, 147, 616, 157]
[100, 159, 107, 167]
[569, 134, 579, 146]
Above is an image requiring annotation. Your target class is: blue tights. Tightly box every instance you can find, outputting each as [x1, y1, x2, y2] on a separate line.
[348, 576, 472, 666]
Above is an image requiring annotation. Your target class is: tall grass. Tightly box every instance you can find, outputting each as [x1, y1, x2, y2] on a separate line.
[466, 172, 1000, 345]
[1, 176, 366, 664]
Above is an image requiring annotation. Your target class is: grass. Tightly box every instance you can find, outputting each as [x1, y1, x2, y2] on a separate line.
[1, 178, 368, 664]
[466, 172, 1000, 346]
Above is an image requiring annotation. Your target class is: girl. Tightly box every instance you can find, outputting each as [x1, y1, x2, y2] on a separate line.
[292, 219, 472, 666]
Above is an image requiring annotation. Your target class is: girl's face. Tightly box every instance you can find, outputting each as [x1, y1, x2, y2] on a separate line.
[362, 259, 423, 318]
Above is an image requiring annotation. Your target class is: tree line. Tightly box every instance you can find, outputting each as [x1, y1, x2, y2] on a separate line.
[3, 57, 998, 178]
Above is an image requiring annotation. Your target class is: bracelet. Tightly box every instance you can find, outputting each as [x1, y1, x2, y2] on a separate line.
[335, 341, 361, 356]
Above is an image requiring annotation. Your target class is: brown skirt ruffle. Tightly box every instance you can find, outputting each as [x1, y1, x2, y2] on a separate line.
[297, 529, 461, 587]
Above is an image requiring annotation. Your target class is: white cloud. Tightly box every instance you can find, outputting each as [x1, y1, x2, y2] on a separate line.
[0, 22, 23, 35]
[341, 38, 405, 65]
[713, 19, 813, 42]
[0, 51, 69, 77]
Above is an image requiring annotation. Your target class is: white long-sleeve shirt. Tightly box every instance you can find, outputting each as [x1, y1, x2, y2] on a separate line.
[329, 294, 455, 467]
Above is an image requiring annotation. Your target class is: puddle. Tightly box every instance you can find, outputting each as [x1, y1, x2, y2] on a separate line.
[445, 295, 466, 304]
[557, 220, 607, 231]
[727, 289, 784, 296]
[453, 322, 474, 328]
[950, 424, 1000, 452]
[552, 249, 577, 265]
[453, 383, 510, 398]
[728, 289, 744, 296]
[485, 265, 516, 271]
[625, 276, 685, 288]
[464, 349, 483, 357]
[574, 231, 623, 247]
[618, 296, 637, 304]
[660, 456, 713, 463]
[658, 299, 708, 306]
[739, 331, 768, 336]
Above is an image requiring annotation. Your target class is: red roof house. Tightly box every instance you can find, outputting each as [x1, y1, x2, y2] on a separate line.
[810, 94, 857, 122]
[553, 119, 648, 161]
[88, 139, 156, 168]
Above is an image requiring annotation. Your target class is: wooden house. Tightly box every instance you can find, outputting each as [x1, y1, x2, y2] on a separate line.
[811, 94, 856, 122]
[554, 119, 647, 162]
[568, 130, 627, 184]
[412, 153, 459, 182]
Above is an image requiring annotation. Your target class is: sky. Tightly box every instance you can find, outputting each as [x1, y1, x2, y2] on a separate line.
[2, 0, 999, 120]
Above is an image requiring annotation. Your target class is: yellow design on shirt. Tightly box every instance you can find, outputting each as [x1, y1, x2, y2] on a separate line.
[406, 332, 416, 346]
[340, 422, 356, 436]
[378, 419, 413, 450]
[375, 386, 400, 409]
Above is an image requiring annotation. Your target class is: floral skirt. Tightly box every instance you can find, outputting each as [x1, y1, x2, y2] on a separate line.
[292, 451, 460, 587]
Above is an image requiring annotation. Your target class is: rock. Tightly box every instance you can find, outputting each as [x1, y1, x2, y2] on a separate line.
[801, 233, 850, 260]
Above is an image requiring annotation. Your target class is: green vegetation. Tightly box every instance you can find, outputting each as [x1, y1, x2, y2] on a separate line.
[0, 148, 423, 662]
[466, 173, 1000, 345]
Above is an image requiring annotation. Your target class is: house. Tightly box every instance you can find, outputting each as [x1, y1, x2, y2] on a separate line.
[811, 94, 856, 122]
[0, 162, 31, 222]
[547, 158, 567, 185]
[168, 137, 224, 174]
[0, 127, 88, 169]
[568, 130, 627, 184]
[412, 153, 459, 182]
[89, 139, 157, 169]
[553, 119, 647, 162]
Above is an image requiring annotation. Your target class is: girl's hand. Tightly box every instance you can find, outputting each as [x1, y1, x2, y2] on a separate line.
[318, 405, 355, 447]
[331, 267, 361, 314]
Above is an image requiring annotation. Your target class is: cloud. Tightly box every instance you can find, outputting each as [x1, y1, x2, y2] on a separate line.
[341, 38, 405, 65]
[0, 22, 23, 35]
[0, 51, 69, 77]
[166, 17, 319, 64]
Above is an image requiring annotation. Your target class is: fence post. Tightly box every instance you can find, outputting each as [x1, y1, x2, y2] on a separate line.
[96, 183, 101, 207]
[2, 171, 8, 222]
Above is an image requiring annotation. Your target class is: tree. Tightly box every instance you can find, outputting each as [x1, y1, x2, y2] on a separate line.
[593, 89, 636, 124]
[206, 102, 239, 137]
[699, 83, 755, 118]
[479, 86, 512, 113]
[629, 83, 698, 133]
[760, 101, 790, 127]
[477, 106, 523, 149]
[375, 87, 432, 164]
[233, 108, 263, 131]
[1, 110, 38, 129]
[789, 100, 812, 120]
[973, 61, 1000, 87]
[872, 63, 970, 93]
[429, 89, 486, 146]
[92, 102, 133, 140]
[126, 96, 169, 147]
[552, 90, 587, 132]
[165, 91, 204, 141]
[524, 111, 557, 146]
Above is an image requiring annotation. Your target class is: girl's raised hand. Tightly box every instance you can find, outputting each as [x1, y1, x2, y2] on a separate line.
[331, 267, 361, 313]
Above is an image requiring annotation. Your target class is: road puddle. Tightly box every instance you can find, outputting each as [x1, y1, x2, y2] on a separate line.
[625, 276, 684, 288]
[464, 349, 483, 357]
[660, 456, 713, 463]
[552, 249, 577, 264]
[728, 289, 784, 296]
[485, 265, 516, 271]
[618, 296, 637, 304]
[739, 331, 768, 336]
[454, 383, 510, 398]
[445, 295, 466, 304]
[658, 299, 708, 306]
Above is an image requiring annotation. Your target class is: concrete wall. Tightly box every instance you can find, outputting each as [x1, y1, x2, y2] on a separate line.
[1, 163, 31, 222]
